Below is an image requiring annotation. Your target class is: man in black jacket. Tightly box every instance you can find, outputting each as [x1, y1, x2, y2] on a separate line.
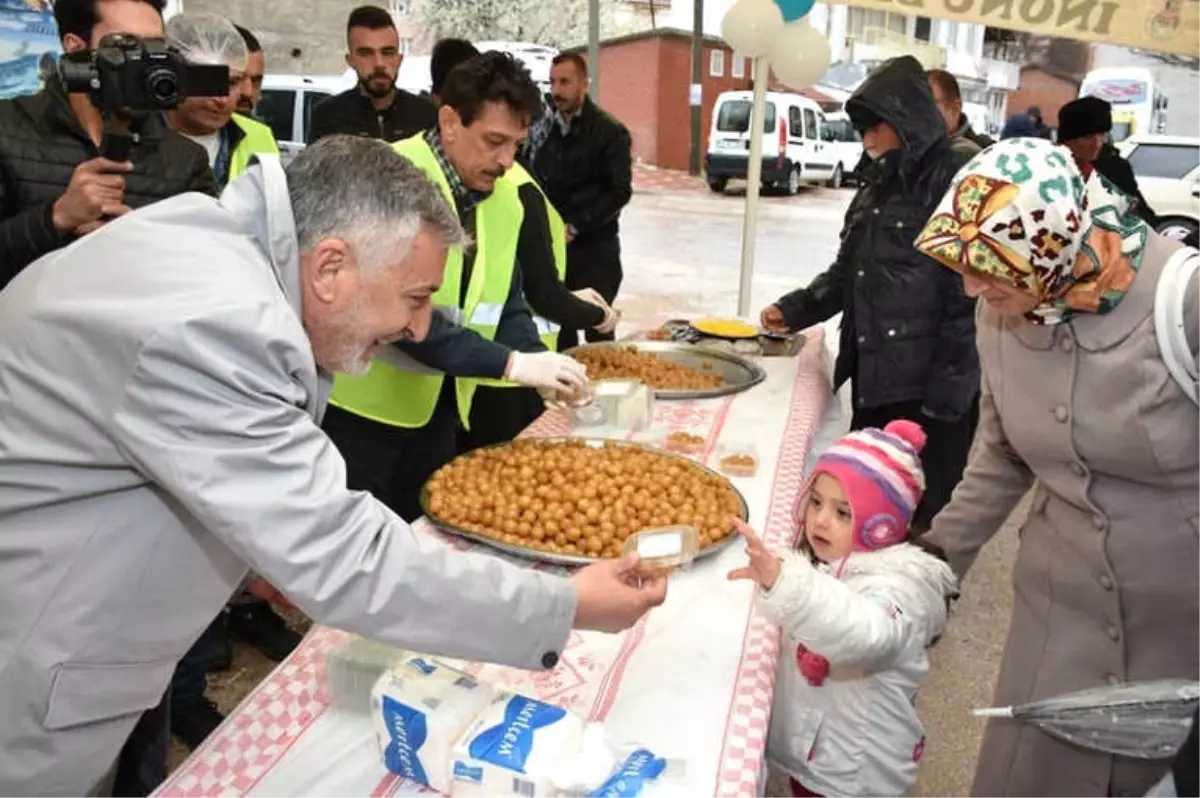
[927, 69, 994, 150]
[308, 5, 435, 143]
[761, 56, 981, 533]
[533, 52, 632, 351]
[1058, 96, 1159, 227]
[0, 0, 213, 290]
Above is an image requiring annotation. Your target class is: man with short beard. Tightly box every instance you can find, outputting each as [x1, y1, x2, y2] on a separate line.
[309, 4, 435, 142]
[0, 136, 666, 795]
[234, 24, 265, 117]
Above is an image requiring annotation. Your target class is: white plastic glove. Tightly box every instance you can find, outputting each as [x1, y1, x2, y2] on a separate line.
[572, 288, 620, 335]
[505, 350, 588, 392]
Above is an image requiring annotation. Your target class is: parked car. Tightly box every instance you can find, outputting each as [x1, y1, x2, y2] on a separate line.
[705, 90, 838, 195]
[257, 74, 348, 164]
[820, 111, 863, 188]
[1118, 134, 1200, 243]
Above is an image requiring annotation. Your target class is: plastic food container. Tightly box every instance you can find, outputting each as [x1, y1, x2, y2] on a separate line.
[660, 431, 706, 455]
[715, 444, 759, 478]
[622, 525, 701, 573]
[572, 379, 654, 431]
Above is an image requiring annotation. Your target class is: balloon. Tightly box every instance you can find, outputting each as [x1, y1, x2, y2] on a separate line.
[767, 21, 831, 90]
[773, 0, 815, 22]
[720, 0, 785, 58]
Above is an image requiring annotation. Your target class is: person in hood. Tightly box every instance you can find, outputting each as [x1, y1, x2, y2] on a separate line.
[927, 69, 994, 149]
[760, 55, 981, 534]
[0, 136, 667, 796]
[729, 420, 956, 798]
[1027, 105, 1053, 138]
[1058, 95, 1158, 226]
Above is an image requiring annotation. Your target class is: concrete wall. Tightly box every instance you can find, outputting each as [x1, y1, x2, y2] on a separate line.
[593, 36, 662, 166]
[181, 0, 361, 75]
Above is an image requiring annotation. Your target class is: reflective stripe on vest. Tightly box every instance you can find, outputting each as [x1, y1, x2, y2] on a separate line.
[328, 133, 522, 428]
[228, 114, 280, 181]
[507, 162, 567, 351]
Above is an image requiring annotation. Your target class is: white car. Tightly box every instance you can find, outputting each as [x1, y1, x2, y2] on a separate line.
[1117, 134, 1200, 243]
[820, 111, 863, 188]
[257, 75, 350, 164]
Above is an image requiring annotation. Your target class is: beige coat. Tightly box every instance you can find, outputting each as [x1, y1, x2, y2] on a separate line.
[926, 233, 1199, 798]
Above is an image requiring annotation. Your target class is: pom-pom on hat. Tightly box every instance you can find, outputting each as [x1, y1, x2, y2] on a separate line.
[794, 419, 928, 552]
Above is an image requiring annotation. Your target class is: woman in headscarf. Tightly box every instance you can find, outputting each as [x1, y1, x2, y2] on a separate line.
[916, 137, 1198, 797]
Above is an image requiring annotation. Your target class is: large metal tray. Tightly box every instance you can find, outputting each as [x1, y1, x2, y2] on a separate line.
[420, 437, 748, 567]
[564, 340, 766, 400]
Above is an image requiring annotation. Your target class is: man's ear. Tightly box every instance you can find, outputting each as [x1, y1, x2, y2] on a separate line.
[305, 238, 353, 304]
[61, 33, 88, 55]
[438, 103, 461, 144]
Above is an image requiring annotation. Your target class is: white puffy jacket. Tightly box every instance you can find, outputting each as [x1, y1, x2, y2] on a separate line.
[759, 543, 957, 797]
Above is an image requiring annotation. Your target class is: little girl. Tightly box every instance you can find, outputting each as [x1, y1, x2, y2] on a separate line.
[729, 420, 957, 798]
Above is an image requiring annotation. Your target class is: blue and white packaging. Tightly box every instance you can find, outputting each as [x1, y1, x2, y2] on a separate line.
[369, 656, 495, 794]
[587, 749, 669, 797]
[451, 691, 585, 798]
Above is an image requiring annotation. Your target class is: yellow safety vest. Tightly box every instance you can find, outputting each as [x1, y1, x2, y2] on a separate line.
[506, 163, 568, 351]
[329, 133, 523, 429]
[228, 114, 280, 180]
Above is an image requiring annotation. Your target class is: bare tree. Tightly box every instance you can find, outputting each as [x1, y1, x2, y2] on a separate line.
[1133, 49, 1200, 69]
[420, 0, 618, 48]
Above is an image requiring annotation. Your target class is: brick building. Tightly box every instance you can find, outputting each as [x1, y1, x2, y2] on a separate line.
[567, 28, 752, 172]
[1006, 64, 1087, 129]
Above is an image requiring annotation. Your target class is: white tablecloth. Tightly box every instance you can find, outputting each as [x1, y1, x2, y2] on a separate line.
[156, 327, 845, 798]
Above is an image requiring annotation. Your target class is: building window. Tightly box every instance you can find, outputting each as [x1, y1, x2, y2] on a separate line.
[732, 53, 745, 78]
[401, 37, 413, 55]
[915, 16, 932, 41]
[709, 49, 725, 78]
[389, 0, 412, 14]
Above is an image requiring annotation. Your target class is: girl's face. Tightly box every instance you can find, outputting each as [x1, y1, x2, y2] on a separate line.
[804, 473, 855, 562]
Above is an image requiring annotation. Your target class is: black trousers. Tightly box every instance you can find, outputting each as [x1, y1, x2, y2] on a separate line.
[849, 391, 980, 534]
[557, 235, 623, 351]
[458, 386, 544, 455]
[113, 690, 170, 796]
[322, 402, 457, 523]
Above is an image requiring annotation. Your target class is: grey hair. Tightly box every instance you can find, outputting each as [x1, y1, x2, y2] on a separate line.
[286, 135, 467, 272]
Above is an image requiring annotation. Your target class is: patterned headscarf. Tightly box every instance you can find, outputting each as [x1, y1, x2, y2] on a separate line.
[915, 137, 1149, 325]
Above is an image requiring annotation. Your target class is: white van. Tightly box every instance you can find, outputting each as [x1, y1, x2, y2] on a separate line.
[819, 111, 863, 188]
[705, 90, 837, 194]
[257, 74, 350, 163]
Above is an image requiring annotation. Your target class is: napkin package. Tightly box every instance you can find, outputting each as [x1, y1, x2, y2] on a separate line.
[370, 656, 495, 794]
[451, 691, 585, 798]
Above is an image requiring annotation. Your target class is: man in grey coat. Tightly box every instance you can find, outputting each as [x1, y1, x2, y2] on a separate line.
[0, 135, 666, 796]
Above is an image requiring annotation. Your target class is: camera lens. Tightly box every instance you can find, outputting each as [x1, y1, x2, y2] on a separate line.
[144, 66, 180, 107]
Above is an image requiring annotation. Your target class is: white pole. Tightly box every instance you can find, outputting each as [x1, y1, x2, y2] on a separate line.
[736, 56, 768, 318]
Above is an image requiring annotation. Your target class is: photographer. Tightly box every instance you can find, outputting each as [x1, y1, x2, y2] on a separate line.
[0, 0, 214, 290]
[164, 14, 279, 191]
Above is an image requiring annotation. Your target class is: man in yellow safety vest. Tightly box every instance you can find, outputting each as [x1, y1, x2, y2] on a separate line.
[324, 50, 588, 523]
[165, 14, 279, 192]
[427, 40, 619, 452]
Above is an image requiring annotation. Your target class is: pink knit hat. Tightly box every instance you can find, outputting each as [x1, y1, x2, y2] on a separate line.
[793, 419, 927, 552]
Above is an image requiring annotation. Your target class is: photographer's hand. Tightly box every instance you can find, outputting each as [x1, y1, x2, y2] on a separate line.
[52, 157, 132, 233]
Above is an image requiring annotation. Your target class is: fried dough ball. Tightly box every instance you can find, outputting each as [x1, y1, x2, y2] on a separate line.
[571, 346, 725, 390]
[425, 439, 742, 559]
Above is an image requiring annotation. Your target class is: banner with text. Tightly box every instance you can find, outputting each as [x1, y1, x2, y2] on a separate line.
[825, 0, 1198, 57]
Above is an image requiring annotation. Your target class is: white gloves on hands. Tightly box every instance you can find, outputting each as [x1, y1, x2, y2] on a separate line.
[572, 288, 620, 335]
[505, 350, 588, 392]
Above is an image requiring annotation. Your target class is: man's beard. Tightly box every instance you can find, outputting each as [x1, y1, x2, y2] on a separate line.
[360, 71, 394, 99]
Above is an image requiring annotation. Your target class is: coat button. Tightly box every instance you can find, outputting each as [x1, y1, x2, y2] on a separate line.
[541, 651, 559, 669]
[1070, 462, 1086, 477]
[1060, 336, 1075, 353]
[1107, 674, 1122, 687]
[887, 329, 896, 337]
[1092, 514, 1107, 531]
[1098, 574, 1113, 590]
[858, 335, 866, 343]
[1053, 405, 1069, 423]
[1107, 625, 1121, 642]
[873, 208, 881, 215]
[857, 270, 865, 278]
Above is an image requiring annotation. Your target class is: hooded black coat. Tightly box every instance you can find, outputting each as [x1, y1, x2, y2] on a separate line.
[776, 56, 981, 420]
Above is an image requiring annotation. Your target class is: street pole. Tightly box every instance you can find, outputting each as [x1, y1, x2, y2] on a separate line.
[736, 57, 767, 317]
[588, 0, 600, 101]
[688, 0, 703, 175]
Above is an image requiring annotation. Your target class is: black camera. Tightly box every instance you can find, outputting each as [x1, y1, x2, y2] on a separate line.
[59, 33, 229, 115]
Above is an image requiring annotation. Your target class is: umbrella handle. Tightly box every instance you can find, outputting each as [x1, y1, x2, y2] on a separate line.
[973, 707, 1016, 718]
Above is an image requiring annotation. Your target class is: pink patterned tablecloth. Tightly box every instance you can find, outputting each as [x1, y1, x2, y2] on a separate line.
[157, 326, 833, 798]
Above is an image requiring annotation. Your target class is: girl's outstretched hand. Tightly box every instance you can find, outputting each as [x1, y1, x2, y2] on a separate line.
[727, 517, 781, 591]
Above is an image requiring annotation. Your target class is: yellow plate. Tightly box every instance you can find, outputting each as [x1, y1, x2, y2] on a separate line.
[691, 318, 759, 339]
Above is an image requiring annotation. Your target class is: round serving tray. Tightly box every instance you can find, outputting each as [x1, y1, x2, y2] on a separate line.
[420, 437, 749, 567]
[564, 341, 766, 400]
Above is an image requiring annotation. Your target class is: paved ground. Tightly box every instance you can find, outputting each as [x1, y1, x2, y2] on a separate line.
[173, 185, 1022, 797]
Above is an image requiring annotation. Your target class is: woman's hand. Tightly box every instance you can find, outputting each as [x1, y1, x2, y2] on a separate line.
[727, 517, 781, 591]
[760, 304, 789, 334]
